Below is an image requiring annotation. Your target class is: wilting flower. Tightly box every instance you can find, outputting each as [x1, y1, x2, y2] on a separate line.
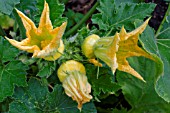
[57, 60, 92, 110]
[94, 18, 154, 82]
[5, 1, 67, 61]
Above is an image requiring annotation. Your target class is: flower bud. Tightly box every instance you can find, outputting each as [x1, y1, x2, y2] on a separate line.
[81, 34, 100, 59]
[57, 60, 92, 110]
[93, 18, 153, 82]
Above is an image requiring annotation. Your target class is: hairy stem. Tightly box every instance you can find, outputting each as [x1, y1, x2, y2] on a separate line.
[65, 1, 99, 37]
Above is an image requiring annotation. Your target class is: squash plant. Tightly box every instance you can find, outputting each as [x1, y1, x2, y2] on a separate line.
[0, 0, 170, 113]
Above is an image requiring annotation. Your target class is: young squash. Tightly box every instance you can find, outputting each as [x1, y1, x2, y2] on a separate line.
[57, 60, 92, 110]
[81, 34, 102, 67]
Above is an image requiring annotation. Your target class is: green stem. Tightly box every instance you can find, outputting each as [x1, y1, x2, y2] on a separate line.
[12, 9, 26, 38]
[65, 1, 99, 37]
[155, 3, 170, 36]
[0, 25, 6, 36]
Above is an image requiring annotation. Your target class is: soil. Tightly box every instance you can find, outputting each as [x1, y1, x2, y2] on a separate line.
[145, 0, 168, 30]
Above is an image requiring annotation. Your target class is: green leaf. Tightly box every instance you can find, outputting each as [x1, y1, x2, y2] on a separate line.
[156, 16, 170, 39]
[65, 9, 84, 30]
[48, 84, 97, 113]
[154, 5, 170, 102]
[0, 0, 20, 15]
[155, 11, 170, 102]
[116, 20, 167, 112]
[36, 0, 67, 27]
[9, 78, 97, 113]
[156, 39, 170, 102]
[114, 0, 144, 5]
[37, 60, 56, 78]
[92, 1, 156, 31]
[135, 19, 163, 80]
[0, 98, 12, 112]
[85, 64, 121, 97]
[138, 23, 160, 56]
[111, 108, 128, 113]
[117, 57, 170, 113]
[0, 37, 28, 102]
[0, 37, 19, 63]
[16, 0, 37, 20]
[59, 27, 92, 63]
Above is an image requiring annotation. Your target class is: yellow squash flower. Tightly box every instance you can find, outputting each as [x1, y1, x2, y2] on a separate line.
[81, 34, 102, 67]
[57, 60, 92, 110]
[94, 18, 154, 82]
[5, 1, 67, 61]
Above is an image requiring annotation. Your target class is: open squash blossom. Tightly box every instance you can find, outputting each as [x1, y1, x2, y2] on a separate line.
[5, 1, 67, 61]
[57, 60, 92, 110]
[94, 18, 154, 82]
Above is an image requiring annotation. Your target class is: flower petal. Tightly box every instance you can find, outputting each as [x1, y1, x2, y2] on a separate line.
[94, 18, 154, 81]
[118, 62, 146, 82]
[35, 39, 64, 61]
[16, 9, 37, 38]
[63, 71, 92, 110]
[5, 37, 40, 53]
[38, 1, 53, 31]
[94, 33, 120, 73]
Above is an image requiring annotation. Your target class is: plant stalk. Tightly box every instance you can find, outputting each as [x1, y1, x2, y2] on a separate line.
[65, 1, 99, 37]
[155, 3, 170, 36]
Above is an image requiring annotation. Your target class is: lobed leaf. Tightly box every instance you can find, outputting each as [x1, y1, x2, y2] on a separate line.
[0, 37, 28, 102]
[117, 57, 170, 113]
[116, 20, 167, 112]
[0, 0, 20, 15]
[86, 64, 121, 97]
[92, 1, 156, 31]
[155, 11, 170, 102]
[9, 78, 97, 113]
[37, 61, 56, 78]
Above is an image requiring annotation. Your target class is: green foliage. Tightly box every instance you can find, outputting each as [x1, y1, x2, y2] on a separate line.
[16, 0, 37, 19]
[92, 0, 156, 31]
[36, 0, 67, 27]
[65, 9, 84, 30]
[59, 27, 93, 63]
[0, 0, 20, 15]
[115, 20, 166, 112]
[137, 20, 163, 80]
[9, 78, 97, 113]
[37, 60, 56, 78]
[0, 37, 28, 102]
[155, 6, 170, 102]
[156, 39, 170, 102]
[114, 0, 144, 5]
[117, 57, 170, 113]
[0, 0, 170, 112]
[85, 64, 121, 97]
